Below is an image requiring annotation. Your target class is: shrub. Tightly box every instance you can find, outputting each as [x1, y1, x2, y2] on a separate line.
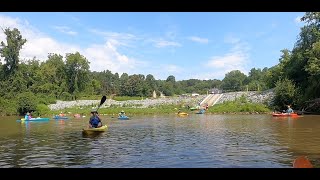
[17, 92, 38, 115]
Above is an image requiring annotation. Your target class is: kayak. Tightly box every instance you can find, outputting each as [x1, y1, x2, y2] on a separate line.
[190, 107, 198, 111]
[118, 116, 129, 120]
[293, 156, 313, 168]
[82, 125, 108, 135]
[16, 117, 50, 122]
[196, 110, 206, 114]
[272, 113, 299, 117]
[53, 115, 69, 119]
[177, 112, 188, 116]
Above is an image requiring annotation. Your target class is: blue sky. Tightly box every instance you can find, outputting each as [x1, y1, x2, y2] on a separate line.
[0, 12, 305, 80]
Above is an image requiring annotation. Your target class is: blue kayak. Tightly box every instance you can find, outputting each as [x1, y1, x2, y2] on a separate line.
[196, 109, 206, 114]
[53, 115, 69, 119]
[16, 117, 50, 122]
[118, 116, 129, 120]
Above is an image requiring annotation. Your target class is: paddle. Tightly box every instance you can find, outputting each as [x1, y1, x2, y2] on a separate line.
[293, 156, 313, 168]
[96, 95, 107, 125]
[96, 95, 107, 112]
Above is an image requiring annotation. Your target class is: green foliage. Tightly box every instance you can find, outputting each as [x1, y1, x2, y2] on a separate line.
[35, 104, 50, 116]
[0, 97, 17, 116]
[65, 52, 90, 98]
[113, 96, 144, 101]
[208, 100, 270, 113]
[0, 28, 27, 78]
[16, 92, 38, 115]
[37, 94, 57, 105]
[273, 78, 298, 110]
[221, 70, 247, 92]
[60, 92, 73, 101]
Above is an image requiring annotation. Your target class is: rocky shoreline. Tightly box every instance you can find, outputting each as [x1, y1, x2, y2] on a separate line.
[48, 90, 275, 111]
[48, 95, 207, 111]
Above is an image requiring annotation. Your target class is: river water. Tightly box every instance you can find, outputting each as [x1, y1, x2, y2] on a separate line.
[0, 114, 319, 168]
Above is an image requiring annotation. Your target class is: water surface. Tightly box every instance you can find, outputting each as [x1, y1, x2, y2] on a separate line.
[0, 114, 320, 168]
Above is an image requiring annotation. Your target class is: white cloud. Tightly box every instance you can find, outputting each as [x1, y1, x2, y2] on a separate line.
[205, 35, 250, 79]
[53, 26, 77, 36]
[153, 39, 181, 48]
[188, 36, 209, 44]
[0, 14, 145, 74]
[89, 29, 137, 48]
[83, 42, 146, 74]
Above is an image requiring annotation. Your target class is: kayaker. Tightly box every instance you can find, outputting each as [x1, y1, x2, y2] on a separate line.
[89, 110, 102, 128]
[24, 112, 31, 120]
[118, 110, 125, 117]
[286, 105, 293, 114]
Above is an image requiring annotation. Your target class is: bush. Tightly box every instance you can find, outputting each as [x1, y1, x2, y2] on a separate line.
[60, 92, 73, 101]
[34, 104, 50, 116]
[37, 94, 57, 105]
[17, 92, 38, 115]
[0, 97, 17, 116]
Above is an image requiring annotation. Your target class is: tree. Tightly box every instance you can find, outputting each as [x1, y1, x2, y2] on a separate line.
[0, 28, 27, 78]
[273, 78, 298, 110]
[166, 75, 176, 84]
[221, 70, 247, 92]
[65, 52, 90, 99]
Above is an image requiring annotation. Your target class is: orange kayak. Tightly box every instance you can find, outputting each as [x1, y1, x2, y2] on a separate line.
[293, 156, 313, 168]
[272, 113, 299, 117]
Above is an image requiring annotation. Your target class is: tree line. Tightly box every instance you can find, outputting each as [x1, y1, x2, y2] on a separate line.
[0, 12, 319, 115]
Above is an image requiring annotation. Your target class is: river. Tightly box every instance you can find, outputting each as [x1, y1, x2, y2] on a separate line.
[0, 114, 319, 168]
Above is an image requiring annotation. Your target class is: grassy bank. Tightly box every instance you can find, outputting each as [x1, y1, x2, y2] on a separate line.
[207, 101, 271, 114]
[46, 100, 271, 117]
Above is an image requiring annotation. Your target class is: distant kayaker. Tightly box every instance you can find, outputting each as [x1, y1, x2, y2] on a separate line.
[25, 112, 31, 120]
[89, 110, 102, 128]
[59, 111, 65, 117]
[286, 105, 293, 114]
[118, 110, 126, 117]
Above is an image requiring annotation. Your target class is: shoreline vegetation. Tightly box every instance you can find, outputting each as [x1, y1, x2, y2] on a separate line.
[45, 95, 273, 117]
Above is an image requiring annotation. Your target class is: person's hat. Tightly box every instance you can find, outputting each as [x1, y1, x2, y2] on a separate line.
[27, 112, 30, 115]
[91, 110, 98, 113]
[121, 110, 124, 113]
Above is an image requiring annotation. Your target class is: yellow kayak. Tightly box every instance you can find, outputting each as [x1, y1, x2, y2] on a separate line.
[82, 125, 108, 135]
[177, 112, 188, 116]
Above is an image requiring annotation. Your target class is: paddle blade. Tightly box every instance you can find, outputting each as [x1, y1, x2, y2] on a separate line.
[100, 95, 107, 106]
[293, 156, 313, 168]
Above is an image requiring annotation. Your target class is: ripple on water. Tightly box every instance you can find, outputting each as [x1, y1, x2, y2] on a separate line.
[1, 114, 319, 168]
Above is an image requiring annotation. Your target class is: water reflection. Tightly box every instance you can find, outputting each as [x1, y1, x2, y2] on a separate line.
[0, 114, 320, 167]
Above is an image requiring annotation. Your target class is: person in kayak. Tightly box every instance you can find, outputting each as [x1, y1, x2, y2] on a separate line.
[24, 112, 31, 120]
[118, 110, 126, 117]
[286, 105, 293, 114]
[89, 110, 102, 128]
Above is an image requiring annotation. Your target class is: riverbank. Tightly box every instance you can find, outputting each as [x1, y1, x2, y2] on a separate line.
[47, 101, 272, 117]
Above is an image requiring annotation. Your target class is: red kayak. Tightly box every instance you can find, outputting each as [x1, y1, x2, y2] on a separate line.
[272, 113, 299, 117]
[293, 156, 313, 168]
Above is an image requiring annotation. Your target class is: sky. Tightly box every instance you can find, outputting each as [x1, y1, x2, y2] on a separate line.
[0, 12, 305, 81]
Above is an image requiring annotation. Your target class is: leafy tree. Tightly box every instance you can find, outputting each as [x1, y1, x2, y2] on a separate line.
[273, 78, 298, 110]
[0, 28, 26, 78]
[65, 52, 90, 99]
[17, 92, 38, 115]
[221, 70, 247, 92]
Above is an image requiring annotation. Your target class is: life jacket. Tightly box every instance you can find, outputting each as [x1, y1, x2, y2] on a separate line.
[90, 116, 100, 127]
